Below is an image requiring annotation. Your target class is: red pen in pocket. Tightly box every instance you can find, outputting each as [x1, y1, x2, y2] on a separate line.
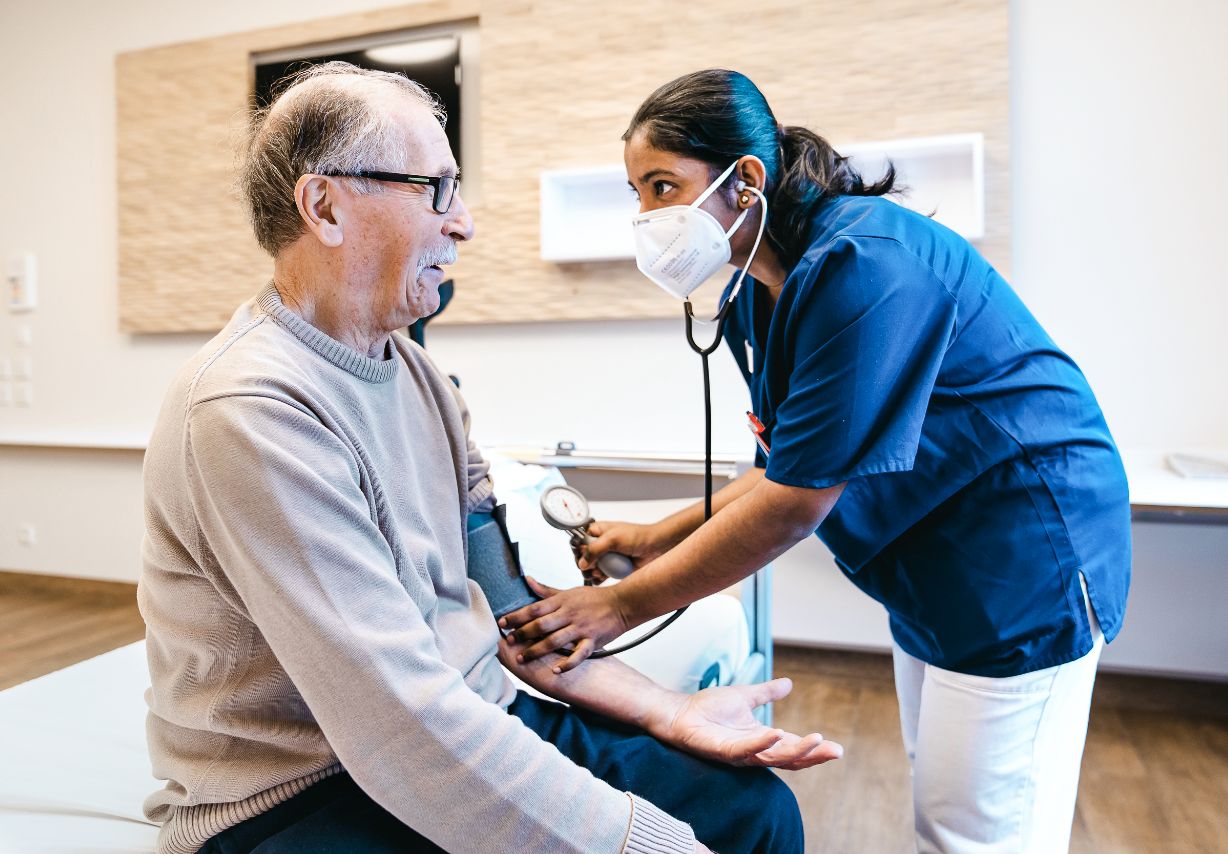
[747, 411, 771, 456]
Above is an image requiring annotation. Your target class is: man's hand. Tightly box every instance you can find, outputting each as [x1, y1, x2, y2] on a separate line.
[644, 677, 843, 771]
[498, 635, 842, 772]
[499, 577, 630, 671]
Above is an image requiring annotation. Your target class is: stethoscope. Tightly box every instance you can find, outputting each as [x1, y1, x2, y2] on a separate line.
[536, 184, 769, 659]
[685, 181, 768, 520]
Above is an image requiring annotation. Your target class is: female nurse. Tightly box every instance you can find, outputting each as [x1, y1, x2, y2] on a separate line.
[503, 69, 1131, 853]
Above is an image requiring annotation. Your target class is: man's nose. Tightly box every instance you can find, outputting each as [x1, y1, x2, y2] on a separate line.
[445, 193, 475, 242]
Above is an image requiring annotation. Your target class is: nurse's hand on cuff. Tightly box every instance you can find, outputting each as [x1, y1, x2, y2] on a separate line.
[500, 576, 629, 671]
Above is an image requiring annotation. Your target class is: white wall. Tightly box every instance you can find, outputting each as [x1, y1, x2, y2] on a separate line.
[0, 0, 1225, 676]
[1011, 0, 1228, 449]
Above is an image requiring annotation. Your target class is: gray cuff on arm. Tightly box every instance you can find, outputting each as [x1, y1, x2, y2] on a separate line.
[622, 794, 696, 854]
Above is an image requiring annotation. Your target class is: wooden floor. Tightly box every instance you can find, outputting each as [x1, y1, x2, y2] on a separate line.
[0, 571, 147, 691]
[772, 647, 1228, 854]
[2, 571, 1226, 853]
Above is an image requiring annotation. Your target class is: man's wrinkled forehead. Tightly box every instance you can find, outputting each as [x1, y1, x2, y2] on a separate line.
[270, 74, 454, 172]
[390, 104, 456, 175]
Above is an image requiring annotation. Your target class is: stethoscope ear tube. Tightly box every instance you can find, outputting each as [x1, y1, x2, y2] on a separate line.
[585, 300, 725, 659]
[586, 190, 762, 659]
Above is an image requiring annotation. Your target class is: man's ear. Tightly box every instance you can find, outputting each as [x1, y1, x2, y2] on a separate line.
[294, 174, 345, 248]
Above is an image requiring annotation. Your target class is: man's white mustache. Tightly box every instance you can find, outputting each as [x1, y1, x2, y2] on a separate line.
[419, 243, 458, 271]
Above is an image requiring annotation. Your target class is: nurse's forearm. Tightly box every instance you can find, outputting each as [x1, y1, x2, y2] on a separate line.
[653, 467, 766, 547]
[622, 478, 843, 624]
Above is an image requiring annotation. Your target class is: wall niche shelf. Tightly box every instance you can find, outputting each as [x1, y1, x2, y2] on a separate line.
[841, 132, 985, 241]
[538, 165, 638, 263]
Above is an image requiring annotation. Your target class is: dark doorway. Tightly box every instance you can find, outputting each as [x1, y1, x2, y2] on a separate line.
[252, 36, 462, 168]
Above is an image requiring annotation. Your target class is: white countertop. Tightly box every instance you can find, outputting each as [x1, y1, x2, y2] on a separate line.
[0, 430, 149, 450]
[1122, 449, 1228, 514]
[3, 434, 1225, 514]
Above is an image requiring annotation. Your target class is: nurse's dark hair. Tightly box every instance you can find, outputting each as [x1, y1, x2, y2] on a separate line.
[623, 69, 897, 266]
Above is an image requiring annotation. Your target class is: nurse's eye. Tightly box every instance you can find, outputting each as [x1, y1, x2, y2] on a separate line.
[653, 181, 675, 198]
[628, 185, 641, 201]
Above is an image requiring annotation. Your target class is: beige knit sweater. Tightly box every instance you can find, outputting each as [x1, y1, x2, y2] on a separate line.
[137, 284, 695, 854]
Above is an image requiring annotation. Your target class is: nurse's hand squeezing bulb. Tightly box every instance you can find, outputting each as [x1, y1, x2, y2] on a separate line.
[581, 538, 635, 580]
[540, 485, 636, 580]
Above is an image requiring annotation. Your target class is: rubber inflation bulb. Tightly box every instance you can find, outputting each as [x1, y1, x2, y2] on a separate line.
[598, 552, 636, 579]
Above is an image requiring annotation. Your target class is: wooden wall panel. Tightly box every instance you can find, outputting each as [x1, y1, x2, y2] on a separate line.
[117, 0, 1008, 332]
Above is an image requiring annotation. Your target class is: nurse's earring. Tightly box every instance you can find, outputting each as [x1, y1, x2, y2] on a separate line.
[740, 194, 750, 205]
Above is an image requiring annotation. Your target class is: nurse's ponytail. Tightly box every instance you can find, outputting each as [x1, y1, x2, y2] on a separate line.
[624, 69, 898, 267]
[775, 124, 896, 259]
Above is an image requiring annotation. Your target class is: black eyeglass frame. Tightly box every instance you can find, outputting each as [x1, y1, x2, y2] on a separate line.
[319, 170, 460, 214]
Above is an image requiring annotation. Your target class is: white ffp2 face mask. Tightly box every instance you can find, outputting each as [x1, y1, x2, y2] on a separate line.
[632, 160, 752, 300]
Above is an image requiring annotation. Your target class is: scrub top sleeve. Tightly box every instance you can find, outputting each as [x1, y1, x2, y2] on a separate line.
[765, 237, 957, 489]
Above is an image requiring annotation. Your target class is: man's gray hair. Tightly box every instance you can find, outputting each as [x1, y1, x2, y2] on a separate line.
[239, 61, 446, 257]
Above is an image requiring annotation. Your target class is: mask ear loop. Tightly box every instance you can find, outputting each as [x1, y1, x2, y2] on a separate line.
[684, 183, 768, 332]
[690, 159, 742, 209]
[721, 185, 768, 312]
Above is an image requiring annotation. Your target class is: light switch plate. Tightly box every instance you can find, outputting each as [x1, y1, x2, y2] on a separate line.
[17, 523, 36, 547]
[7, 253, 37, 312]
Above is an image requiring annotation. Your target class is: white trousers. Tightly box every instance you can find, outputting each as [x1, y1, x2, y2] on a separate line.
[892, 581, 1103, 854]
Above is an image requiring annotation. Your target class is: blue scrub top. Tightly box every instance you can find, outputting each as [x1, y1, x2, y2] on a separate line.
[721, 195, 1131, 677]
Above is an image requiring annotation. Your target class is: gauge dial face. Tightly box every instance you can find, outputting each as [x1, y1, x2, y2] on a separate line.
[540, 485, 591, 529]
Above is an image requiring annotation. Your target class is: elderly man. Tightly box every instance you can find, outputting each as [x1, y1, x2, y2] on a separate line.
[138, 62, 840, 854]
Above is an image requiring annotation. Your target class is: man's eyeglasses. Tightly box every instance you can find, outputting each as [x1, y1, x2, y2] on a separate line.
[319, 170, 460, 214]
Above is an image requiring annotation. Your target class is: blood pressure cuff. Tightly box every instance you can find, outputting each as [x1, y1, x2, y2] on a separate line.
[466, 505, 538, 619]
